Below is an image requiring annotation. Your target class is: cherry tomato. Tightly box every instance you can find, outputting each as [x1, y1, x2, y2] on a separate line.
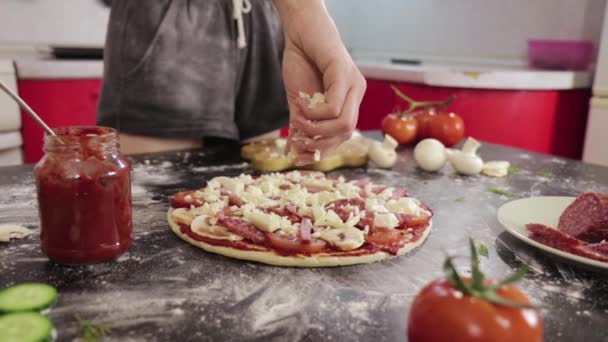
[428, 112, 465, 147]
[382, 114, 419, 145]
[365, 227, 402, 246]
[408, 278, 543, 342]
[413, 109, 437, 141]
[267, 233, 327, 254]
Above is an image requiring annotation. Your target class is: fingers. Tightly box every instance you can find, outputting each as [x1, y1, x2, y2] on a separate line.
[291, 132, 351, 166]
[291, 87, 360, 138]
[295, 64, 348, 121]
[304, 133, 351, 153]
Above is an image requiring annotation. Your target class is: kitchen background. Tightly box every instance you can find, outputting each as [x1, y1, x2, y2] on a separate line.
[0, 0, 606, 166]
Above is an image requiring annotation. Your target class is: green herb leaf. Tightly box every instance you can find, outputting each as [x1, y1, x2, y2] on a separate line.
[477, 242, 489, 258]
[536, 171, 555, 178]
[507, 166, 522, 174]
[487, 187, 518, 197]
[454, 197, 465, 202]
[75, 314, 111, 342]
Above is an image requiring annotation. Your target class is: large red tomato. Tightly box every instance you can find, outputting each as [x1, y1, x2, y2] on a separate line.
[408, 279, 543, 342]
[407, 239, 543, 342]
[381, 114, 418, 145]
[428, 112, 465, 147]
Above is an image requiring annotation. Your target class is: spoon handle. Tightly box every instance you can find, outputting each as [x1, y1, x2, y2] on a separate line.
[0, 80, 56, 137]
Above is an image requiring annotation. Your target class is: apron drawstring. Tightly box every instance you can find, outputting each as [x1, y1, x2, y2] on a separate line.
[232, 0, 252, 48]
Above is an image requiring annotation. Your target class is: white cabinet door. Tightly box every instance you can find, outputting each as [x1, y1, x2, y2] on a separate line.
[594, 4, 608, 96]
[583, 97, 608, 166]
[0, 60, 20, 132]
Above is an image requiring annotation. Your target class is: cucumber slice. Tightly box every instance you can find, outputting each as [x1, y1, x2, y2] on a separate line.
[0, 312, 53, 342]
[0, 283, 57, 313]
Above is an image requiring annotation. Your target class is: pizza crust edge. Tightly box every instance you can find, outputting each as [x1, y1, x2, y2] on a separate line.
[167, 209, 433, 267]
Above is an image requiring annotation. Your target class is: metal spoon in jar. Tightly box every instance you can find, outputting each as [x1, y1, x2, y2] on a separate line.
[0, 80, 57, 138]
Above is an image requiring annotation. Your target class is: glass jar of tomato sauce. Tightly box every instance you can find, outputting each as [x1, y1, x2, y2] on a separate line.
[34, 126, 133, 264]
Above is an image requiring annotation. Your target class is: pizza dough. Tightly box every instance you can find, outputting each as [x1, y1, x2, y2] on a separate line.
[241, 135, 370, 172]
[167, 171, 433, 267]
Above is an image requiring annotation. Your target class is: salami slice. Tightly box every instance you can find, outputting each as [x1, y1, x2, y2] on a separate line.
[217, 217, 267, 244]
[527, 223, 583, 248]
[329, 198, 366, 222]
[298, 218, 313, 243]
[558, 193, 608, 243]
[526, 223, 608, 263]
[581, 242, 608, 258]
[220, 189, 245, 207]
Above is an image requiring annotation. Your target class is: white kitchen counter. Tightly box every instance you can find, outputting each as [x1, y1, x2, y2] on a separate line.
[358, 61, 593, 90]
[15, 59, 103, 79]
[9, 57, 593, 90]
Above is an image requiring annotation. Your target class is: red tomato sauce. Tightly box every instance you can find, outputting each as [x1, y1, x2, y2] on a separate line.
[35, 126, 133, 264]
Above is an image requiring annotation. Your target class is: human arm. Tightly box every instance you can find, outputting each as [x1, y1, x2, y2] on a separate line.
[273, 0, 366, 164]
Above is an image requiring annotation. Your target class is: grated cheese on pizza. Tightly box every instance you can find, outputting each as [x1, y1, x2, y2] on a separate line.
[169, 171, 432, 256]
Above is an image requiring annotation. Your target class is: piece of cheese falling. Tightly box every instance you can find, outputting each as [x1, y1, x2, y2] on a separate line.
[299, 91, 326, 108]
[0, 225, 31, 242]
[481, 161, 511, 178]
[313, 150, 321, 162]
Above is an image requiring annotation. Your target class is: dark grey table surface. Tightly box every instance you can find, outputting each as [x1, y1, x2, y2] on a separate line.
[1, 139, 608, 342]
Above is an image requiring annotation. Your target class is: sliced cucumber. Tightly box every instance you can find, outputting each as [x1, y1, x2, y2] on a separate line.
[0, 283, 57, 313]
[0, 312, 53, 342]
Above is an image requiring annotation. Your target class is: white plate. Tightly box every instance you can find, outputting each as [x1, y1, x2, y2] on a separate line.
[497, 196, 608, 269]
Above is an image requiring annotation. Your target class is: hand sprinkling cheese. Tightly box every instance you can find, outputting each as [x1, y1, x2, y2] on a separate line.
[299, 91, 326, 108]
[295, 91, 327, 165]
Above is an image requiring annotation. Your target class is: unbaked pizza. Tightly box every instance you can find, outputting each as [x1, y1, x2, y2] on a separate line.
[167, 171, 433, 267]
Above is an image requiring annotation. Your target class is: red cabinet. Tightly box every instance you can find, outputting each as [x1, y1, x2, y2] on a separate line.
[18, 79, 102, 163]
[358, 79, 591, 159]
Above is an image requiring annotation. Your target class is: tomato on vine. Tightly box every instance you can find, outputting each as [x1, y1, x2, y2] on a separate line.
[407, 239, 543, 342]
[381, 114, 418, 145]
[387, 86, 464, 146]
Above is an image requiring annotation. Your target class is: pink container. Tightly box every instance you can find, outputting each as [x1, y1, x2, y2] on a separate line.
[528, 39, 594, 70]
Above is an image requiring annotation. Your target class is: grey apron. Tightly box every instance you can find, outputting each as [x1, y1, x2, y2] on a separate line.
[97, 0, 289, 141]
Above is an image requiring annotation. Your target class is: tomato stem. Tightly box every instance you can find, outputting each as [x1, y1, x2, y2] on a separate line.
[391, 85, 456, 114]
[443, 238, 535, 309]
